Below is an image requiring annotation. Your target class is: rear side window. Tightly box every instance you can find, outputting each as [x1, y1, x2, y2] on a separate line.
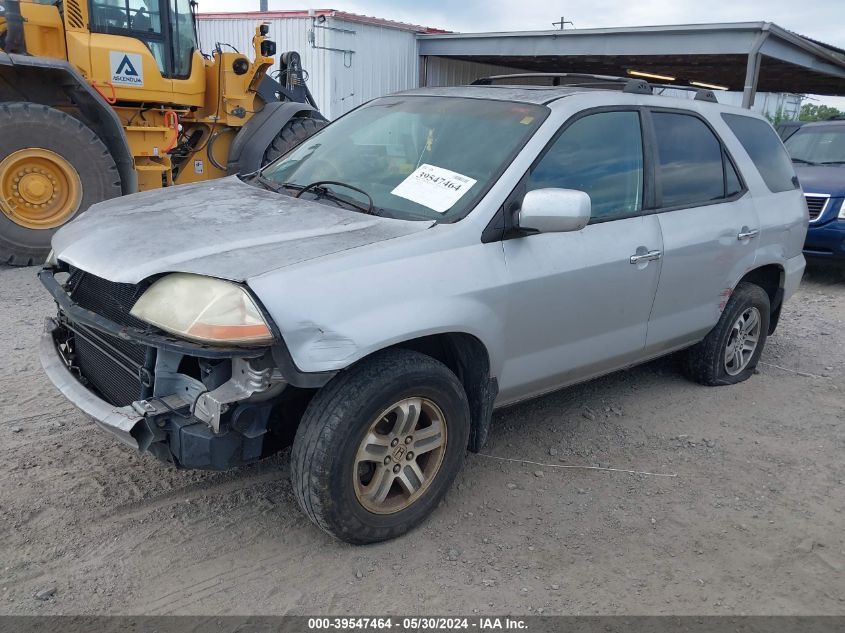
[722, 113, 798, 193]
[652, 112, 731, 207]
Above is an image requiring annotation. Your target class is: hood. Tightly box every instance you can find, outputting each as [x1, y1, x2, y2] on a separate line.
[794, 164, 845, 198]
[51, 177, 433, 284]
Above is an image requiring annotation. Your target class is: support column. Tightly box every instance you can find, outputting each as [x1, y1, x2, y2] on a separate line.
[418, 55, 429, 88]
[742, 29, 770, 109]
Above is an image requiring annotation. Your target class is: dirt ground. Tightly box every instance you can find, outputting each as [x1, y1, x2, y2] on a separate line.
[0, 262, 843, 616]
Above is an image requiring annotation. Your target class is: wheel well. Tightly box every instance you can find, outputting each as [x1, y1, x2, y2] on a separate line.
[0, 58, 136, 194]
[738, 264, 785, 334]
[389, 333, 497, 452]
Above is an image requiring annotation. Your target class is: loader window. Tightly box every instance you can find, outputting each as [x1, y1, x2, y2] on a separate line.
[169, 0, 196, 78]
[89, 0, 195, 79]
[90, 0, 163, 35]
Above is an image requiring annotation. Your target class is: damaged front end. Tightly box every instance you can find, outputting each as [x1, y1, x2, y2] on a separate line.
[38, 264, 311, 470]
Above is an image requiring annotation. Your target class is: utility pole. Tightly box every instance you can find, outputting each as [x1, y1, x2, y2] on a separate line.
[552, 16, 574, 30]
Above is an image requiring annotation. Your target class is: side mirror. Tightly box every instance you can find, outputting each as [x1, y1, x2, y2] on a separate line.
[517, 188, 591, 233]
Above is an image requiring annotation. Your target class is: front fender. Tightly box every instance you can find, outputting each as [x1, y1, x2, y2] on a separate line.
[281, 296, 506, 375]
[248, 233, 509, 378]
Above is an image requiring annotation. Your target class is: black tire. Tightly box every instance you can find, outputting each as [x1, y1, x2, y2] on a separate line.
[261, 116, 327, 165]
[684, 282, 771, 386]
[0, 102, 121, 266]
[291, 349, 471, 544]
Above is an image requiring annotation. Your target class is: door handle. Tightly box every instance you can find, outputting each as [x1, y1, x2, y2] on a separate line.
[737, 228, 760, 240]
[629, 250, 662, 264]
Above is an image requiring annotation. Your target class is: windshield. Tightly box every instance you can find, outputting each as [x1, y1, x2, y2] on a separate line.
[261, 96, 548, 220]
[784, 125, 845, 165]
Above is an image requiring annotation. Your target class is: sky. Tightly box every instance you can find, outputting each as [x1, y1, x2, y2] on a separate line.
[199, 0, 845, 109]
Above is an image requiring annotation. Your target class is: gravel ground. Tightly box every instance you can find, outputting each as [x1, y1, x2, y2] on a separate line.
[0, 263, 843, 615]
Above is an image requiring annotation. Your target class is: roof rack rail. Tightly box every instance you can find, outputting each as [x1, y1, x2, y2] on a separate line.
[693, 89, 718, 103]
[471, 72, 649, 89]
[622, 79, 652, 95]
[471, 73, 725, 103]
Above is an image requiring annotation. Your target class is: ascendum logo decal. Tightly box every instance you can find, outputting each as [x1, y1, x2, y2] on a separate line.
[109, 52, 144, 87]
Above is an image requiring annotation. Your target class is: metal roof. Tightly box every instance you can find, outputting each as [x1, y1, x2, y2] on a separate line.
[418, 22, 845, 98]
[198, 9, 450, 34]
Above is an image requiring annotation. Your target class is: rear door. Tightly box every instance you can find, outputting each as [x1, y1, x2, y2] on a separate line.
[498, 109, 663, 403]
[721, 113, 806, 261]
[644, 109, 759, 354]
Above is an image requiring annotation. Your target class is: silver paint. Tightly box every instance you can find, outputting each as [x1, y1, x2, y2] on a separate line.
[49, 87, 807, 411]
[517, 188, 591, 233]
[50, 176, 433, 284]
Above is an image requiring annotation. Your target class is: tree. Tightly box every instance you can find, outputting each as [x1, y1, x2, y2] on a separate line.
[765, 107, 787, 126]
[798, 103, 844, 122]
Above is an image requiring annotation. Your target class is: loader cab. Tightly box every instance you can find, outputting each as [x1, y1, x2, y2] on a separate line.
[80, 0, 206, 106]
[88, 0, 197, 79]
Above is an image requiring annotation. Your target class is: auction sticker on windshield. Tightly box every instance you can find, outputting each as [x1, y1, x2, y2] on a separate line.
[391, 164, 477, 213]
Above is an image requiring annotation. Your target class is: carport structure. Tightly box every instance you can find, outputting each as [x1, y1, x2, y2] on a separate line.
[418, 22, 845, 107]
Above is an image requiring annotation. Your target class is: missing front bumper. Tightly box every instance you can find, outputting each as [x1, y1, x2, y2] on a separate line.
[40, 318, 273, 469]
[40, 317, 144, 449]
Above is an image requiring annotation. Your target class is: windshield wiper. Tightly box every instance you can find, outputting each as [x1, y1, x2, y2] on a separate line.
[251, 175, 382, 215]
[791, 158, 818, 165]
[295, 180, 378, 215]
[818, 161, 845, 165]
[250, 173, 287, 193]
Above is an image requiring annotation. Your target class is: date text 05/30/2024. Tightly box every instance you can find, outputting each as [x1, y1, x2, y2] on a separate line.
[307, 617, 528, 630]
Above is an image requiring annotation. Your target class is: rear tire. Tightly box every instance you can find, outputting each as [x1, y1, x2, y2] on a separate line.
[290, 349, 470, 544]
[261, 116, 328, 165]
[684, 282, 771, 386]
[0, 102, 121, 266]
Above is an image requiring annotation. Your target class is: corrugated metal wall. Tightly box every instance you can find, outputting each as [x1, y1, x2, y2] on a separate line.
[196, 17, 333, 117]
[329, 19, 419, 119]
[196, 16, 419, 120]
[423, 56, 530, 86]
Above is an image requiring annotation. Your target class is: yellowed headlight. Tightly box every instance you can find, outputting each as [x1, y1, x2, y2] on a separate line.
[130, 273, 274, 345]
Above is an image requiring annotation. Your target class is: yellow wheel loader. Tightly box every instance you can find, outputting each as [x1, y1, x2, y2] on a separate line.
[0, 0, 326, 265]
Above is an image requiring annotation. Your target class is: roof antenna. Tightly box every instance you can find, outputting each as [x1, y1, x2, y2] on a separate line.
[552, 16, 574, 30]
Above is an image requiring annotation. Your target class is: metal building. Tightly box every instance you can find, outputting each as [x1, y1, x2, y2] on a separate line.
[197, 13, 845, 121]
[418, 23, 845, 109]
[197, 10, 444, 120]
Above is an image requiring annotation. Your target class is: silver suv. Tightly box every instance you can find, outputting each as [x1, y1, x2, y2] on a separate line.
[39, 77, 807, 543]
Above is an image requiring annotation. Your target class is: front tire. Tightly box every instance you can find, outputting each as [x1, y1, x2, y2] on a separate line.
[290, 349, 470, 544]
[0, 102, 121, 266]
[261, 116, 328, 165]
[684, 282, 771, 386]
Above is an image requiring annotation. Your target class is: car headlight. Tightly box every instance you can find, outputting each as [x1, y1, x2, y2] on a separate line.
[839, 200, 845, 220]
[130, 273, 274, 345]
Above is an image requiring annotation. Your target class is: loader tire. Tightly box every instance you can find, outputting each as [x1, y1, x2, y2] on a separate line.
[261, 117, 328, 166]
[0, 102, 122, 266]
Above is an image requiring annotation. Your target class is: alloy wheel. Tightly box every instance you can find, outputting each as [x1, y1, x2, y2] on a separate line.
[724, 306, 761, 376]
[353, 397, 448, 514]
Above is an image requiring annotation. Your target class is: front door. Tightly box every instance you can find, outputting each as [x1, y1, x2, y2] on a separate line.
[498, 110, 663, 404]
